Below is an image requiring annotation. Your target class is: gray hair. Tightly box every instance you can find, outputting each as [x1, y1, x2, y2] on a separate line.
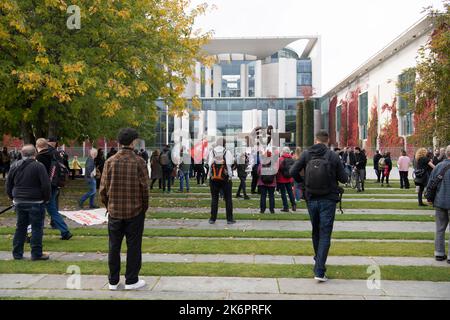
[21, 144, 37, 158]
[446, 145, 450, 159]
[282, 147, 291, 155]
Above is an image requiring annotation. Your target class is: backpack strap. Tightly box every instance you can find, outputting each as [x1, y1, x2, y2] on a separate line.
[436, 163, 450, 182]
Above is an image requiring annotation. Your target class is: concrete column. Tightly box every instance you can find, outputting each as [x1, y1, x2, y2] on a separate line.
[213, 65, 222, 97]
[242, 110, 253, 133]
[257, 110, 263, 128]
[268, 109, 277, 129]
[314, 109, 322, 136]
[278, 110, 286, 146]
[252, 109, 258, 130]
[195, 62, 201, 97]
[181, 111, 190, 151]
[205, 66, 211, 98]
[197, 110, 205, 139]
[255, 60, 262, 98]
[240, 63, 248, 97]
[174, 116, 181, 145]
[207, 110, 217, 137]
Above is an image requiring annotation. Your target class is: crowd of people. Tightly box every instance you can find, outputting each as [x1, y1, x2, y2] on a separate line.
[2, 128, 450, 288]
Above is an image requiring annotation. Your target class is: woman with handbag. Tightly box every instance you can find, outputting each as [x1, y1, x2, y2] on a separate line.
[414, 148, 435, 206]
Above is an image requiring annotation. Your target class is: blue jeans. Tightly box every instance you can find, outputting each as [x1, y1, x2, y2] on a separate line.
[306, 199, 337, 278]
[279, 182, 296, 210]
[294, 181, 302, 202]
[179, 170, 190, 191]
[80, 178, 97, 208]
[46, 187, 70, 236]
[13, 203, 46, 259]
[260, 186, 275, 213]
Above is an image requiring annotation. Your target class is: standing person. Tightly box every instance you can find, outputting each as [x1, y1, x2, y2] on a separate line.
[258, 151, 277, 214]
[290, 131, 348, 282]
[99, 128, 149, 290]
[373, 150, 382, 183]
[78, 148, 98, 209]
[36, 138, 72, 240]
[235, 152, 250, 200]
[208, 137, 235, 225]
[380, 152, 392, 187]
[139, 149, 149, 165]
[354, 147, 367, 192]
[159, 145, 173, 193]
[398, 150, 411, 189]
[71, 156, 82, 180]
[342, 147, 355, 186]
[107, 147, 117, 159]
[6, 145, 51, 261]
[178, 148, 191, 193]
[426, 145, 450, 263]
[94, 148, 106, 189]
[432, 148, 443, 166]
[1, 147, 11, 179]
[150, 150, 162, 190]
[293, 147, 303, 202]
[277, 147, 296, 212]
[414, 148, 435, 206]
[194, 159, 206, 186]
[251, 150, 261, 194]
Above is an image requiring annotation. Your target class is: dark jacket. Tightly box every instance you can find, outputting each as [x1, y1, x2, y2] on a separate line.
[342, 151, 356, 166]
[373, 153, 382, 170]
[6, 159, 51, 203]
[290, 143, 348, 201]
[355, 153, 367, 170]
[385, 157, 393, 171]
[36, 148, 53, 174]
[426, 159, 450, 210]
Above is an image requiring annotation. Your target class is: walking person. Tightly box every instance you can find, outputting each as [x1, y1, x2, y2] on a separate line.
[277, 147, 296, 212]
[36, 138, 72, 240]
[426, 145, 450, 263]
[178, 147, 191, 193]
[1, 147, 11, 179]
[79, 148, 98, 209]
[290, 131, 348, 282]
[380, 152, 392, 187]
[235, 152, 250, 200]
[94, 148, 105, 189]
[258, 151, 277, 214]
[208, 138, 235, 225]
[194, 160, 206, 186]
[373, 150, 382, 183]
[150, 150, 162, 190]
[159, 145, 173, 193]
[398, 150, 411, 189]
[414, 148, 435, 206]
[251, 150, 261, 194]
[293, 147, 303, 202]
[99, 128, 149, 290]
[6, 145, 51, 261]
[354, 147, 367, 192]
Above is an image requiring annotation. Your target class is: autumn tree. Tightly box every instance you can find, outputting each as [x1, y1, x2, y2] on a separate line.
[0, 0, 212, 144]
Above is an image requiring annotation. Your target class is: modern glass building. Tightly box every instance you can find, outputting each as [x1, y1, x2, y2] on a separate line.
[153, 36, 322, 149]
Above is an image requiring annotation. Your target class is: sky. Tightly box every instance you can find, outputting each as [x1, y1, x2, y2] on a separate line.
[190, 0, 445, 93]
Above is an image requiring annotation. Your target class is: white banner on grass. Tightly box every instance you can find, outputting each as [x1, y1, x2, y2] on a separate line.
[60, 208, 107, 226]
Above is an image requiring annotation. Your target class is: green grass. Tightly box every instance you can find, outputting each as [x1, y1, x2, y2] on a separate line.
[0, 227, 444, 241]
[0, 235, 441, 257]
[0, 260, 449, 282]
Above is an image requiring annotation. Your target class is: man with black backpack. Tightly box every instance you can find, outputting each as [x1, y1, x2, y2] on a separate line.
[36, 138, 72, 240]
[277, 147, 296, 212]
[208, 138, 235, 225]
[159, 145, 174, 193]
[290, 131, 348, 282]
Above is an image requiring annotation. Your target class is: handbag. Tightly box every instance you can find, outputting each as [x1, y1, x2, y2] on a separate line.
[413, 168, 427, 186]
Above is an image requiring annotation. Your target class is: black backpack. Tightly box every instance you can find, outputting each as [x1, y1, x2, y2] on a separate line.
[281, 157, 295, 178]
[49, 151, 69, 188]
[424, 164, 450, 203]
[261, 162, 276, 185]
[305, 150, 332, 196]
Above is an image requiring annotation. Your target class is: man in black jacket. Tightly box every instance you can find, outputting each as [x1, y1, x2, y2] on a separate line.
[290, 131, 348, 282]
[6, 145, 51, 260]
[373, 150, 382, 183]
[354, 147, 367, 192]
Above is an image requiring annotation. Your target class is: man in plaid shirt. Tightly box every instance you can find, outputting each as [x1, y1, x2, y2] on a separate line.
[100, 128, 149, 291]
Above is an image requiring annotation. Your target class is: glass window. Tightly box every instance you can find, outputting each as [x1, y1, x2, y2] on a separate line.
[297, 59, 312, 73]
[297, 73, 312, 86]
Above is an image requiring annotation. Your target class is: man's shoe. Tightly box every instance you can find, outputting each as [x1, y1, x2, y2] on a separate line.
[270, 210, 275, 214]
[227, 220, 236, 225]
[49, 220, 57, 229]
[61, 232, 73, 240]
[89, 205, 99, 209]
[280, 208, 289, 213]
[125, 280, 146, 290]
[208, 219, 216, 224]
[292, 205, 296, 212]
[109, 283, 120, 291]
[32, 253, 50, 261]
[13, 256, 23, 260]
[260, 210, 265, 214]
[314, 275, 328, 282]
[435, 255, 448, 261]
[244, 196, 250, 200]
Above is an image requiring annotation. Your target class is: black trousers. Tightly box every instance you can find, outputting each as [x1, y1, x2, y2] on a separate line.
[210, 179, 233, 222]
[399, 171, 410, 189]
[418, 185, 425, 205]
[251, 172, 259, 193]
[150, 178, 162, 189]
[195, 164, 205, 185]
[236, 176, 248, 197]
[162, 169, 172, 191]
[374, 168, 381, 182]
[108, 212, 145, 285]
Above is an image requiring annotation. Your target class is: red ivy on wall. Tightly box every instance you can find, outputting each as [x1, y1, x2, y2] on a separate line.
[347, 90, 360, 147]
[365, 97, 378, 157]
[339, 101, 348, 147]
[379, 98, 404, 155]
[328, 96, 337, 146]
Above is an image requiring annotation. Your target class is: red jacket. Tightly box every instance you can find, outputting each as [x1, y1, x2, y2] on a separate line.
[277, 153, 294, 184]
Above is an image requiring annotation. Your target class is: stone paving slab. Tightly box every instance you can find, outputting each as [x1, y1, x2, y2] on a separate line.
[1, 251, 448, 267]
[0, 275, 449, 299]
[153, 197, 420, 203]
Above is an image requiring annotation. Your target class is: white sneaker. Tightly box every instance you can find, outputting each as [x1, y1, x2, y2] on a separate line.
[108, 283, 119, 291]
[125, 279, 146, 290]
[314, 275, 328, 282]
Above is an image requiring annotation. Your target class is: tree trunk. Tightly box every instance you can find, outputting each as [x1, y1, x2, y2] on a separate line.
[20, 121, 35, 145]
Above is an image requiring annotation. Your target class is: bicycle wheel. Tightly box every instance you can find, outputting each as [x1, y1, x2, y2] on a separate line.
[350, 171, 358, 189]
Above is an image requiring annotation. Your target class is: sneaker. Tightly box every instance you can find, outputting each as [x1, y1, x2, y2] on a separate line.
[125, 279, 146, 290]
[208, 219, 216, 224]
[435, 255, 448, 261]
[314, 275, 328, 282]
[61, 232, 73, 240]
[32, 253, 50, 261]
[109, 283, 120, 291]
[227, 220, 236, 225]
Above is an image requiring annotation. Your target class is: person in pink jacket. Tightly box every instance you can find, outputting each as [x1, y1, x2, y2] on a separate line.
[258, 151, 277, 214]
[277, 147, 297, 212]
[397, 150, 411, 189]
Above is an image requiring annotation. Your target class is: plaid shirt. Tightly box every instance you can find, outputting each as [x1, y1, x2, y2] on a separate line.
[99, 148, 149, 219]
